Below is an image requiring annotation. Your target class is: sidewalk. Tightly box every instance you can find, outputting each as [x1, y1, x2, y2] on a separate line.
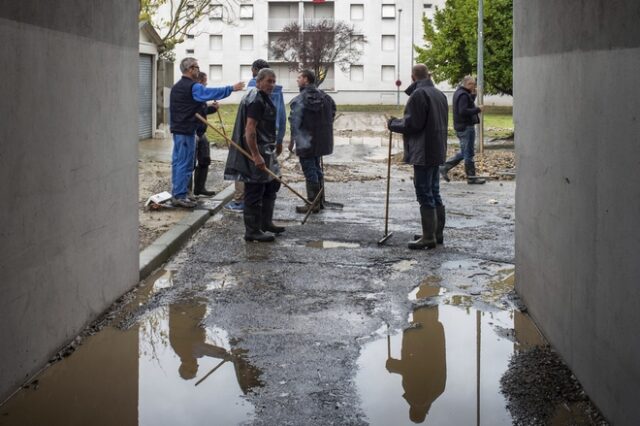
[138, 137, 235, 279]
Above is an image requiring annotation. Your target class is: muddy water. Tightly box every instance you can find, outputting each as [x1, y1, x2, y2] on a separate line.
[0, 271, 260, 426]
[355, 279, 548, 426]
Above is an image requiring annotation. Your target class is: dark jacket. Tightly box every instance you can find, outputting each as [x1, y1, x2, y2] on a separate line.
[223, 89, 280, 183]
[248, 78, 287, 144]
[452, 86, 480, 131]
[170, 76, 200, 135]
[195, 104, 218, 137]
[389, 79, 449, 167]
[289, 84, 336, 158]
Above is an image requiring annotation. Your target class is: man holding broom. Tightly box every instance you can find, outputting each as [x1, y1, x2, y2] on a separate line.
[224, 68, 285, 242]
[387, 64, 449, 250]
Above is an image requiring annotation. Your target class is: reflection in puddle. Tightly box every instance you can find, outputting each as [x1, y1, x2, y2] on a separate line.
[306, 240, 361, 249]
[0, 275, 260, 426]
[357, 285, 546, 425]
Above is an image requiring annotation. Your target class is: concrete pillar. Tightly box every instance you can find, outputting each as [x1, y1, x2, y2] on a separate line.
[514, 1, 640, 424]
[0, 1, 139, 401]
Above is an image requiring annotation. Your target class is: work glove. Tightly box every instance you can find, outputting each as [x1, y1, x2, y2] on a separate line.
[387, 116, 397, 130]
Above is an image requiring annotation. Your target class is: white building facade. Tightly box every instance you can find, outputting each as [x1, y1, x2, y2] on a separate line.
[172, 0, 510, 105]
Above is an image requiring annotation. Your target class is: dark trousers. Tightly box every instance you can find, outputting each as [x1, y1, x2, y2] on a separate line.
[299, 156, 323, 184]
[244, 180, 281, 209]
[413, 165, 443, 209]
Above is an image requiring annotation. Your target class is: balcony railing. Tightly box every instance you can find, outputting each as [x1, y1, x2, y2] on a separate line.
[303, 18, 334, 29]
[268, 18, 296, 31]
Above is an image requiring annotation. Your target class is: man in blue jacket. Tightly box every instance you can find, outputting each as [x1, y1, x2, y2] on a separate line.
[439, 75, 486, 184]
[170, 57, 244, 208]
[226, 59, 286, 212]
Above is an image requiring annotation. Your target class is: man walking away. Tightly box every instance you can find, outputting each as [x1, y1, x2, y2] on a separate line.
[226, 59, 287, 212]
[388, 64, 449, 250]
[288, 69, 336, 214]
[440, 75, 486, 184]
[224, 68, 284, 242]
[170, 57, 244, 208]
[193, 71, 218, 197]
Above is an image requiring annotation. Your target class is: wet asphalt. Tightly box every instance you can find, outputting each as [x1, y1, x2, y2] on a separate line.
[0, 137, 607, 425]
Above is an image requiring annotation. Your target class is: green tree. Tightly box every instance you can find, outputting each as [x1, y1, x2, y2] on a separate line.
[416, 0, 512, 96]
[139, 0, 238, 61]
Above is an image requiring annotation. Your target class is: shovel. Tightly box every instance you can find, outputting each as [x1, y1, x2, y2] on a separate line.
[378, 131, 394, 245]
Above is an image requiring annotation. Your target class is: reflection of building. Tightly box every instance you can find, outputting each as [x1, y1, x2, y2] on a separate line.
[168, 301, 261, 393]
[386, 285, 446, 423]
[163, 0, 511, 105]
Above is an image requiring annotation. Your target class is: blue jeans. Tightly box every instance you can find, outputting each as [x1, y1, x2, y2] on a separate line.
[413, 165, 443, 209]
[450, 126, 476, 167]
[299, 156, 323, 184]
[171, 133, 196, 198]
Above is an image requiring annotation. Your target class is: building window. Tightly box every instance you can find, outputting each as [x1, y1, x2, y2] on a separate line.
[209, 35, 222, 50]
[424, 3, 433, 8]
[381, 65, 395, 82]
[240, 35, 254, 50]
[350, 65, 364, 81]
[239, 4, 254, 19]
[240, 65, 253, 80]
[350, 4, 364, 21]
[210, 5, 223, 19]
[186, 48, 195, 54]
[381, 4, 396, 19]
[381, 35, 395, 51]
[209, 65, 223, 81]
[186, 34, 195, 39]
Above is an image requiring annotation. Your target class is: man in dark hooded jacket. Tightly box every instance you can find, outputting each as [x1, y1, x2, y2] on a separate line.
[224, 68, 284, 242]
[387, 64, 448, 250]
[288, 69, 336, 214]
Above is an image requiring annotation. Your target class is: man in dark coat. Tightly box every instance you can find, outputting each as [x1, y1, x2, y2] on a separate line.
[387, 64, 449, 250]
[288, 69, 336, 214]
[192, 71, 218, 197]
[224, 68, 284, 242]
[440, 75, 486, 184]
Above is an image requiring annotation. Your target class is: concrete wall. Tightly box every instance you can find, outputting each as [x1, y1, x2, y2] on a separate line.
[514, 1, 640, 424]
[0, 2, 139, 401]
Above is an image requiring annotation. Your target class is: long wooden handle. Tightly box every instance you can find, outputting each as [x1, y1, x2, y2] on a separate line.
[195, 113, 310, 205]
[384, 132, 393, 235]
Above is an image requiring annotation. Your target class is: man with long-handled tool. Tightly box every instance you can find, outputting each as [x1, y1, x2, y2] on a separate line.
[288, 69, 336, 214]
[387, 64, 449, 250]
[223, 68, 288, 242]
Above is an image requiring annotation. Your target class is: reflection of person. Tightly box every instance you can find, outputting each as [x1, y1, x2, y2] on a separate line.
[226, 59, 286, 212]
[192, 71, 218, 197]
[387, 64, 449, 250]
[288, 69, 336, 214]
[169, 57, 244, 208]
[386, 285, 446, 423]
[440, 75, 486, 184]
[224, 68, 284, 242]
[168, 302, 261, 394]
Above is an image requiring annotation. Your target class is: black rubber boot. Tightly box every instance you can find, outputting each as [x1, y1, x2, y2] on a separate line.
[440, 157, 461, 182]
[295, 181, 322, 214]
[319, 177, 344, 209]
[436, 205, 445, 244]
[261, 195, 285, 234]
[194, 167, 216, 197]
[408, 206, 437, 250]
[465, 163, 486, 185]
[244, 204, 275, 242]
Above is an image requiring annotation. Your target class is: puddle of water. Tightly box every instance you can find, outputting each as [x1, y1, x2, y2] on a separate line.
[356, 304, 545, 425]
[391, 260, 418, 273]
[0, 274, 260, 426]
[306, 240, 361, 249]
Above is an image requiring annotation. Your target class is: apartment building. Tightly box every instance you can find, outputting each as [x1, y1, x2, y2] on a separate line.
[173, 0, 511, 105]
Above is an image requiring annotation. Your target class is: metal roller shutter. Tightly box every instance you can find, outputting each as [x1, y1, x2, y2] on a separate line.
[138, 54, 153, 139]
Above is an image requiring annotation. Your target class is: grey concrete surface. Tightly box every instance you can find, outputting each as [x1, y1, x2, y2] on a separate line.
[514, 1, 640, 423]
[0, 2, 138, 401]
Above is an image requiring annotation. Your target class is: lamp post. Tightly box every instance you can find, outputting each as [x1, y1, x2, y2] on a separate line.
[477, 0, 484, 154]
[396, 8, 402, 105]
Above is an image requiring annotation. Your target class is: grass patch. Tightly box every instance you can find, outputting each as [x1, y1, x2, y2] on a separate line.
[206, 103, 513, 145]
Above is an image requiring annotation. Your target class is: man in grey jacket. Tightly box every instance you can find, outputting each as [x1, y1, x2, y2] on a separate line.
[387, 64, 449, 250]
